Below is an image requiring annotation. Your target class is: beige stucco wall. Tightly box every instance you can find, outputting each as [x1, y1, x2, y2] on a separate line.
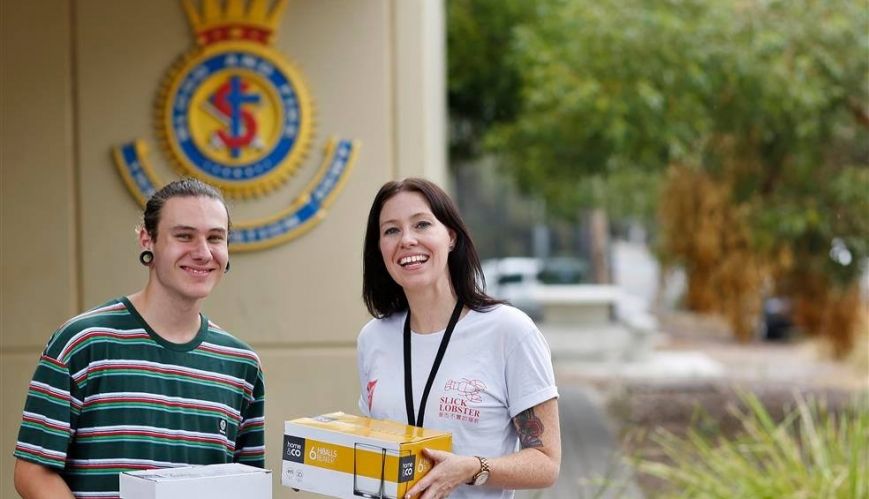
[0, 0, 446, 497]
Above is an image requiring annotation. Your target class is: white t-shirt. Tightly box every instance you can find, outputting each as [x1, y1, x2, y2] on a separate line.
[357, 304, 558, 499]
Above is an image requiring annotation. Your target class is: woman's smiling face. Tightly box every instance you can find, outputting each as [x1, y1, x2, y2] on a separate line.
[378, 191, 455, 293]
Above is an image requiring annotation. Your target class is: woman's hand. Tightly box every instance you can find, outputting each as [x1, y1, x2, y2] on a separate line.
[404, 448, 478, 499]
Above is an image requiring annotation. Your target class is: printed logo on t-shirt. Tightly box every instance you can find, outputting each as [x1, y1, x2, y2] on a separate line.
[366, 379, 378, 412]
[218, 418, 227, 435]
[438, 378, 487, 424]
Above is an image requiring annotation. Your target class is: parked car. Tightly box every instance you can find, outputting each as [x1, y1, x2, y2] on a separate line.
[537, 257, 589, 285]
[481, 256, 592, 320]
[481, 257, 543, 320]
[760, 296, 795, 341]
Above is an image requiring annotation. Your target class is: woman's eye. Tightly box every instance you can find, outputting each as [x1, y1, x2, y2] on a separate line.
[415, 221, 432, 229]
[208, 235, 225, 243]
[383, 227, 399, 236]
[176, 233, 192, 241]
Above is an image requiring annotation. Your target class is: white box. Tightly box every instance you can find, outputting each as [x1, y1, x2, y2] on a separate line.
[282, 412, 452, 499]
[119, 463, 271, 499]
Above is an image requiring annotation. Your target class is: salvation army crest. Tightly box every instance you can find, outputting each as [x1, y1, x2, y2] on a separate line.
[113, 0, 358, 251]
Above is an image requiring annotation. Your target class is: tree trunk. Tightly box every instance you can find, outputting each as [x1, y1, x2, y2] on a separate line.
[589, 208, 611, 284]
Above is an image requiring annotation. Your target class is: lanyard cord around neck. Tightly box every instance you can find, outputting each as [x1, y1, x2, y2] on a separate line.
[403, 300, 464, 427]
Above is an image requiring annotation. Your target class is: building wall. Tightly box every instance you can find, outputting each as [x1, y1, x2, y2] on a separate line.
[0, 1, 446, 496]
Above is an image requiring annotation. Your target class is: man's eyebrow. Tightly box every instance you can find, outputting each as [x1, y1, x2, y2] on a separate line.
[169, 225, 227, 234]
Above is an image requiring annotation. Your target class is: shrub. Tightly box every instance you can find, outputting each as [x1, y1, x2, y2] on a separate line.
[637, 392, 869, 498]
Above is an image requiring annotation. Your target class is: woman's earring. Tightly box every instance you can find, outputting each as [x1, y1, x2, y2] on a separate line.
[225, 261, 231, 273]
[139, 250, 154, 266]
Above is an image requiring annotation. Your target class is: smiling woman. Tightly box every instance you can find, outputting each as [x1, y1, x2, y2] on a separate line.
[377, 190, 456, 301]
[357, 178, 561, 499]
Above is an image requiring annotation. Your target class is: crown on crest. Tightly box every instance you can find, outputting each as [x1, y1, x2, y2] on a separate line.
[182, 0, 288, 45]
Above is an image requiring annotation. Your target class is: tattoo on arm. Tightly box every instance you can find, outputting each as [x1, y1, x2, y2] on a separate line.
[514, 407, 544, 448]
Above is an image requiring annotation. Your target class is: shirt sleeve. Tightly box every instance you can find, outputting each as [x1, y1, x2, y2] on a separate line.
[14, 349, 75, 470]
[234, 367, 266, 468]
[505, 325, 559, 419]
[356, 330, 371, 417]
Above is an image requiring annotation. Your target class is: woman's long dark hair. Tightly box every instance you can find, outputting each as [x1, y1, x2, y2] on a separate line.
[362, 178, 502, 318]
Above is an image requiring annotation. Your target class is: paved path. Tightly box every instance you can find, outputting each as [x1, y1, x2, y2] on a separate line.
[515, 385, 643, 499]
[508, 239, 662, 497]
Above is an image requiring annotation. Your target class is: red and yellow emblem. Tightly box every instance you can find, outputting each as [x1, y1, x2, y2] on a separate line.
[158, 0, 314, 198]
[114, 0, 359, 251]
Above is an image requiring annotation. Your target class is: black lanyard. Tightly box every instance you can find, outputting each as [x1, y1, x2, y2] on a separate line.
[403, 300, 464, 427]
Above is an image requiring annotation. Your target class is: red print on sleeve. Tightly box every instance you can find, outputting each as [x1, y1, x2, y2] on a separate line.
[367, 379, 378, 412]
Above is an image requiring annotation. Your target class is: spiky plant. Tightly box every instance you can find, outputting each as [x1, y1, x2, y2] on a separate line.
[637, 392, 869, 498]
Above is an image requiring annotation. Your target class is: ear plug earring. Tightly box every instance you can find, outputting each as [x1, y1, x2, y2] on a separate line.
[139, 250, 154, 265]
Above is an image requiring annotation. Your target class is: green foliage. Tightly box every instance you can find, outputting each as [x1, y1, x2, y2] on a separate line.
[710, 0, 869, 286]
[637, 393, 869, 499]
[570, 171, 662, 224]
[486, 0, 726, 212]
[447, 0, 540, 160]
[449, 0, 869, 285]
[755, 165, 869, 286]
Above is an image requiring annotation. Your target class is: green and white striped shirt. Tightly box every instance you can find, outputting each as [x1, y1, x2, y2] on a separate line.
[14, 297, 266, 498]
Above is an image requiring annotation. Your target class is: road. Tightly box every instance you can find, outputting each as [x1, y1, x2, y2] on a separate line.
[515, 385, 643, 499]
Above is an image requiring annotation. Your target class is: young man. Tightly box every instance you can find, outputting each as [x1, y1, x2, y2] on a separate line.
[13, 179, 265, 499]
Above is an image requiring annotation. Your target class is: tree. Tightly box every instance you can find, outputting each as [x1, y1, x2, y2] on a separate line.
[450, 0, 869, 352]
[486, 0, 723, 215]
[447, 0, 540, 162]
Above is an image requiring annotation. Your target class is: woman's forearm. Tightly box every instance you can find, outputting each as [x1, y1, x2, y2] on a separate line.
[486, 446, 560, 489]
[486, 397, 562, 489]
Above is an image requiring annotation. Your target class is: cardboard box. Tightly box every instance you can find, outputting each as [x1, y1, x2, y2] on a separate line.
[119, 463, 271, 499]
[282, 412, 452, 499]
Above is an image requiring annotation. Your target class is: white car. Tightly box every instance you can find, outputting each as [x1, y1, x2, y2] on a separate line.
[481, 257, 543, 320]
